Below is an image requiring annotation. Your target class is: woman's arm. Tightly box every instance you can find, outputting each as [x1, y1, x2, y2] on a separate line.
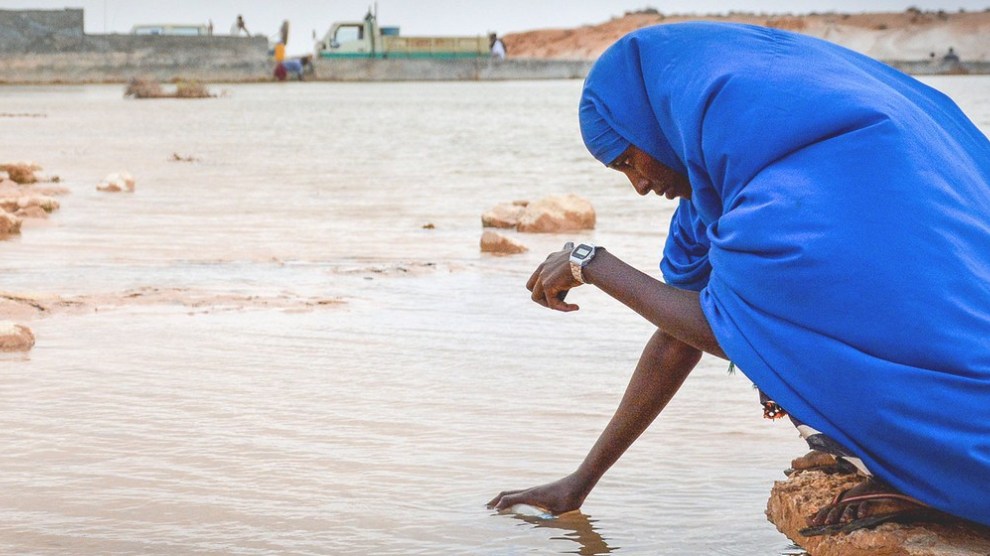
[528, 244, 726, 359]
[487, 329, 701, 512]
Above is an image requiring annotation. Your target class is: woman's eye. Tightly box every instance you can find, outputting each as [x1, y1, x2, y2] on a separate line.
[610, 157, 632, 171]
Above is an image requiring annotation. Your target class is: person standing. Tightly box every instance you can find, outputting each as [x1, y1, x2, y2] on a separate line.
[231, 15, 250, 37]
[489, 33, 507, 60]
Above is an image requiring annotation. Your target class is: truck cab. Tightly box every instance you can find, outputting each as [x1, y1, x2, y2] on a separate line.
[316, 14, 381, 58]
[315, 12, 486, 59]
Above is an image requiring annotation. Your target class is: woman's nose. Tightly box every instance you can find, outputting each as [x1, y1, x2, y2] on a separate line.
[633, 177, 651, 196]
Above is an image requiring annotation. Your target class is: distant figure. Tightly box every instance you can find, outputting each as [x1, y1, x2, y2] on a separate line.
[274, 55, 313, 81]
[207, 19, 214, 36]
[942, 47, 960, 63]
[231, 15, 250, 37]
[489, 33, 507, 60]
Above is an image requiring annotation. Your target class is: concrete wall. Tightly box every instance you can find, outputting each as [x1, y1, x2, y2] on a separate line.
[0, 8, 271, 83]
[887, 59, 990, 76]
[312, 57, 593, 81]
[0, 8, 84, 51]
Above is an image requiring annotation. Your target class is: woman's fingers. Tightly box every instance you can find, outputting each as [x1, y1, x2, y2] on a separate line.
[547, 286, 579, 312]
[526, 263, 544, 292]
[494, 493, 523, 511]
[529, 243, 582, 311]
[490, 491, 529, 511]
[486, 490, 522, 510]
[531, 280, 549, 307]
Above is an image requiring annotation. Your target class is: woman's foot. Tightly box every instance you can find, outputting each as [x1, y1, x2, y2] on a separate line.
[801, 477, 930, 535]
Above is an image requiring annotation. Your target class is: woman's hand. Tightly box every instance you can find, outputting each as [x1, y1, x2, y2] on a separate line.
[527, 242, 583, 312]
[486, 473, 590, 515]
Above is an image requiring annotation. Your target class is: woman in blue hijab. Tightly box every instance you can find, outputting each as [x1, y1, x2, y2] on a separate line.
[488, 22, 990, 529]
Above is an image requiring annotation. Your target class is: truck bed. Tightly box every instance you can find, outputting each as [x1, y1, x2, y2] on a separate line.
[379, 36, 487, 58]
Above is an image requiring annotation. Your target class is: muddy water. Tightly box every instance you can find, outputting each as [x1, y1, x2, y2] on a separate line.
[2, 77, 988, 555]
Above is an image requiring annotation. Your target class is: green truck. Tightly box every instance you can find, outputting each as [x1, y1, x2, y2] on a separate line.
[315, 12, 488, 59]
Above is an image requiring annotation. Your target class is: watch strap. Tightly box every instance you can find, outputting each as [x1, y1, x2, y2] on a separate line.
[569, 243, 597, 284]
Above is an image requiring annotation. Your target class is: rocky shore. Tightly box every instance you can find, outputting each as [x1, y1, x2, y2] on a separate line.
[0, 162, 67, 352]
[0, 162, 65, 222]
[767, 452, 990, 555]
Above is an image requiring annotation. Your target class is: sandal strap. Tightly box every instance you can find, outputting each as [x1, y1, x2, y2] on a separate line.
[820, 492, 927, 513]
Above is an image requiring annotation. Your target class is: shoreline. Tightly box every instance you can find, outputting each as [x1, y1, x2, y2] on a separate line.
[3, 8, 990, 84]
[0, 56, 986, 87]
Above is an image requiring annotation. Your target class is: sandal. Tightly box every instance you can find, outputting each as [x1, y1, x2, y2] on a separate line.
[801, 507, 940, 536]
[800, 483, 931, 537]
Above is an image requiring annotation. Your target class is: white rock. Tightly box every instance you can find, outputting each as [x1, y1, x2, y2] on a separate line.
[97, 171, 135, 192]
[0, 321, 35, 352]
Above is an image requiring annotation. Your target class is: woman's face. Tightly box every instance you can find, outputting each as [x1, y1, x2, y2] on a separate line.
[609, 145, 692, 200]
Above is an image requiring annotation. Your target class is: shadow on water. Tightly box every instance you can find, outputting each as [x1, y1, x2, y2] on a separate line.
[505, 510, 616, 555]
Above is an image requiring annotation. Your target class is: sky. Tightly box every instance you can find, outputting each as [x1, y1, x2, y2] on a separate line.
[5, 0, 989, 55]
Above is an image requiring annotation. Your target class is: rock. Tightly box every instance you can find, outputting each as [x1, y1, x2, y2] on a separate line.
[32, 171, 60, 183]
[767, 468, 990, 556]
[790, 450, 840, 472]
[16, 195, 59, 214]
[169, 152, 199, 162]
[0, 211, 22, 236]
[482, 200, 529, 229]
[516, 194, 596, 233]
[97, 171, 135, 192]
[125, 78, 214, 99]
[0, 162, 40, 184]
[15, 206, 49, 219]
[480, 230, 529, 255]
[0, 322, 35, 351]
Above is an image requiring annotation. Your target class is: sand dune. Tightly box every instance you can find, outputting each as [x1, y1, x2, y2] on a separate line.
[505, 9, 990, 62]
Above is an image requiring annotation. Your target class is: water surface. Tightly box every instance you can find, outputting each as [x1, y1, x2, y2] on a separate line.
[2, 76, 988, 555]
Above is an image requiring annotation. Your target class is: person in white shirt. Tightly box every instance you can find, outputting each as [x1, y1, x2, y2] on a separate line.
[230, 15, 250, 37]
[489, 33, 506, 60]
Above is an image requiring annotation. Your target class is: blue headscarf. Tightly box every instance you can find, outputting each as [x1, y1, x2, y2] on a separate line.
[580, 22, 990, 526]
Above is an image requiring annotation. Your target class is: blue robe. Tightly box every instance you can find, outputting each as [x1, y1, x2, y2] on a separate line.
[579, 22, 990, 525]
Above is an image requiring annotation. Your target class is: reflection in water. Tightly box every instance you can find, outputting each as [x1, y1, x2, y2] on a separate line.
[507, 510, 615, 555]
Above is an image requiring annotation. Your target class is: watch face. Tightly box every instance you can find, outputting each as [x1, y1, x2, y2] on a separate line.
[573, 245, 594, 260]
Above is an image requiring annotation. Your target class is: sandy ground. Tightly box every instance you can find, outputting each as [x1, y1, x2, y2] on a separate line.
[505, 9, 990, 62]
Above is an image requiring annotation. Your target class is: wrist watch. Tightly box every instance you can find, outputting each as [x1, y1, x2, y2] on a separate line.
[569, 243, 597, 284]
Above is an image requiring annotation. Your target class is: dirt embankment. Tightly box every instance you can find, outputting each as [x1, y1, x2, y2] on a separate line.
[504, 9, 990, 63]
